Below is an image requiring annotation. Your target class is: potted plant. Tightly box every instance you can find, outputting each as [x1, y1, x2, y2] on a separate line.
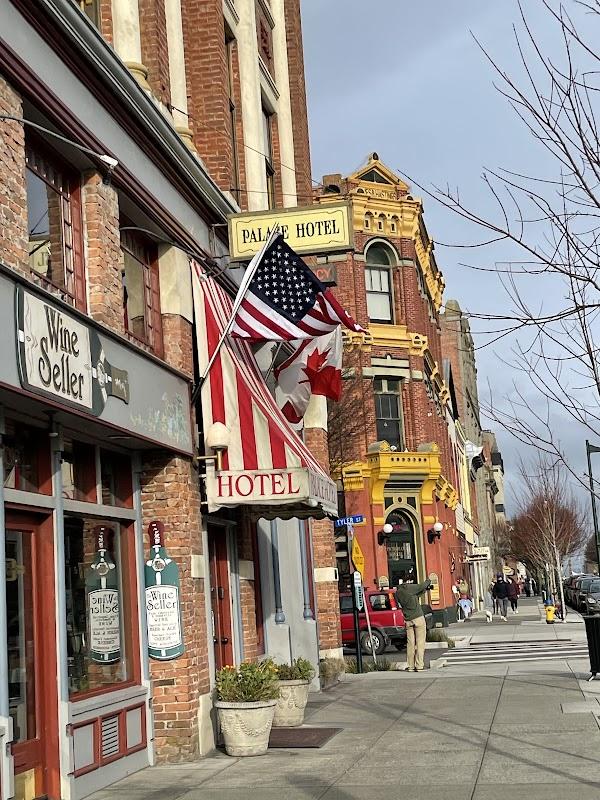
[272, 657, 315, 728]
[214, 659, 280, 756]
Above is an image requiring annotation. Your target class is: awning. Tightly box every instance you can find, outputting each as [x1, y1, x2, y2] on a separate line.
[192, 266, 338, 519]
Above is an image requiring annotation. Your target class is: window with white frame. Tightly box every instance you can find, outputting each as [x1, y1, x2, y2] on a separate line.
[365, 242, 396, 322]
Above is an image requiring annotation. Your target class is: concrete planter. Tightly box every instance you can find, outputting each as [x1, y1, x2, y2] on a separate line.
[215, 699, 277, 757]
[273, 679, 310, 727]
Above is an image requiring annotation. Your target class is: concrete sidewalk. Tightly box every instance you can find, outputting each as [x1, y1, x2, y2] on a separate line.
[89, 601, 600, 800]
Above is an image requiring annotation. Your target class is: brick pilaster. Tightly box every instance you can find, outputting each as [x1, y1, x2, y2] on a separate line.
[139, 0, 171, 106]
[0, 76, 28, 276]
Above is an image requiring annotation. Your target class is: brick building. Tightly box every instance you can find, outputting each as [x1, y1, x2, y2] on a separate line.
[315, 155, 465, 624]
[0, 2, 338, 800]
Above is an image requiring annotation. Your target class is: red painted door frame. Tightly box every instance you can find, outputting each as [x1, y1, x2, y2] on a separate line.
[6, 510, 60, 800]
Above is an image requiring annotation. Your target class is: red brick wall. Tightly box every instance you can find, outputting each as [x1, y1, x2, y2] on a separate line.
[181, 0, 232, 192]
[141, 453, 208, 762]
[284, 0, 312, 204]
[0, 76, 28, 276]
[139, 0, 171, 106]
[99, 0, 114, 43]
[161, 315, 193, 376]
[81, 172, 125, 333]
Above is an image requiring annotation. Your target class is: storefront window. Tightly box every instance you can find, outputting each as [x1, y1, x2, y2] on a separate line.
[62, 438, 96, 501]
[65, 515, 134, 696]
[100, 449, 133, 508]
[3, 419, 49, 493]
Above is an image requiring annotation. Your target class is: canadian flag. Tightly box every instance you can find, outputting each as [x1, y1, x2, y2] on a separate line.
[274, 328, 343, 425]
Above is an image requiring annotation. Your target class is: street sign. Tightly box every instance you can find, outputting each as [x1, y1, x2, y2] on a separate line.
[353, 570, 362, 586]
[334, 515, 364, 528]
[351, 537, 365, 575]
[354, 584, 364, 611]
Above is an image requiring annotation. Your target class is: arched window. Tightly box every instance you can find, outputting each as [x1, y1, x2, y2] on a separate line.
[377, 214, 386, 232]
[365, 242, 395, 322]
[364, 212, 373, 230]
[383, 509, 417, 586]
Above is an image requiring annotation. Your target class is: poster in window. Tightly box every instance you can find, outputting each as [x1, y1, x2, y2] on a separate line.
[145, 521, 184, 660]
[86, 525, 121, 663]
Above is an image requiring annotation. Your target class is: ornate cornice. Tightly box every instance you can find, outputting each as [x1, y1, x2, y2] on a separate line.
[368, 324, 428, 356]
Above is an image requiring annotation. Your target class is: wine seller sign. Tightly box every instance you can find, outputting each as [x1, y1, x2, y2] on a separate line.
[16, 287, 130, 415]
[145, 521, 184, 660]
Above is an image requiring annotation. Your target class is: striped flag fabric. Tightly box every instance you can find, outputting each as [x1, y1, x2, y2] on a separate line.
[230, 234, 364, 341]
[274, 329, 343, 425]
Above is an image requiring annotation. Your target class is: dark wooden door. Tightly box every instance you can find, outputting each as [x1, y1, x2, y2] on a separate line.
[207, 527, 234, 669]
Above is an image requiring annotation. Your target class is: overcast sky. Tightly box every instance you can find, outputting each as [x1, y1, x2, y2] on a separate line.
[301, 0, 597, 520]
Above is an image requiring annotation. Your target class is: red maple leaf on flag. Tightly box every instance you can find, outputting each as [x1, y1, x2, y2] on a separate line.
[301, 347, 342, 399]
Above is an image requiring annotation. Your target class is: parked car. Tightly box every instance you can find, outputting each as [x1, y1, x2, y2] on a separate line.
[339, 588, 433, 655]
[573, 576, 597, 611]
[580, 578, 600, 615]
[564, 576, 582, 607]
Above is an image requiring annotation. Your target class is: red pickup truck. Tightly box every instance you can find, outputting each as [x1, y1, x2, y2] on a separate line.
[339, 588, 433, 655]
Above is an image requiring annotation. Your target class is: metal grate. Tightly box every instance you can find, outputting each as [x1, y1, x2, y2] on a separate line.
[101, 716, 120, 759]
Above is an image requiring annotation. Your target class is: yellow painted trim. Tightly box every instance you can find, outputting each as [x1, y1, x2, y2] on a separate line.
[369, 323, 428, 356]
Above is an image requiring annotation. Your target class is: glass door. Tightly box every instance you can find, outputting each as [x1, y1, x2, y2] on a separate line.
[6, 527, 43, 800]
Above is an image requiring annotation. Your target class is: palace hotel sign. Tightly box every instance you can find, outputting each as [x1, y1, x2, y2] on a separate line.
[228, 202, 352, 262]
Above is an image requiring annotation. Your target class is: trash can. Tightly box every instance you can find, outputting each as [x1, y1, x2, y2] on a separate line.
[584, 615, 600, 677]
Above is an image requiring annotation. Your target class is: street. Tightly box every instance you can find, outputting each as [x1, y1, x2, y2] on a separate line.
[89, 599, 600, 800]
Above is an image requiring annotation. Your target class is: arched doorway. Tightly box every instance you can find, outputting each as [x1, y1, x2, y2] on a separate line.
[385, 509, 417, 586]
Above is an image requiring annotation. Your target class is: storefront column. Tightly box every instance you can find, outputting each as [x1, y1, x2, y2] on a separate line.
[111, 0, 150, 89]
[298, 520, 313, 620]
[0, 408, 14, 800]
[51, 426, 70, 798]
[164, 0, 195, 149]
[132, 455, 154, 763]
[270, 520, 285, 624]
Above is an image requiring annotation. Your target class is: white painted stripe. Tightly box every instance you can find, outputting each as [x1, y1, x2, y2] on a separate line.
[252, 402, 272, 469]
[285, 443, 301, 468]
[220, 345, 244, 470]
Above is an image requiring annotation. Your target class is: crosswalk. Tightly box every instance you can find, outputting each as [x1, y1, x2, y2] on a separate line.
[442, 639, 589, 666]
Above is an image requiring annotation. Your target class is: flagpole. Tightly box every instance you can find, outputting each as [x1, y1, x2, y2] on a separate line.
[198, 225, 280, 385]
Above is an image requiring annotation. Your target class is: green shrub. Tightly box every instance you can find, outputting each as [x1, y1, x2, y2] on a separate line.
[319, 657, 346, 684]
[215, 658, 280, 702]
[276, 657, 315, 682]
[371, 657, 392, 671]
[426, 629, 455, 648]
[345, 658, 373, 673]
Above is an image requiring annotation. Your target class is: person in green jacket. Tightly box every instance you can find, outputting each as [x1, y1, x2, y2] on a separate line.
[395, 577, 432, 671]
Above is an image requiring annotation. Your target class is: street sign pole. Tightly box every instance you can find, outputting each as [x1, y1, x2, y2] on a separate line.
[348, 523, 363, 674]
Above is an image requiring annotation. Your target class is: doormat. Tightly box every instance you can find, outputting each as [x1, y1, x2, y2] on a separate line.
[268, 727, 341, 748]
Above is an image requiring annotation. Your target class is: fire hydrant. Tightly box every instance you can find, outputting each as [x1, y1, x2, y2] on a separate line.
[545, 603, 556, 624]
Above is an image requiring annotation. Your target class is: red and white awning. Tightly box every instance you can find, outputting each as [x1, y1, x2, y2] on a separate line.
[192, 265, 337, 518]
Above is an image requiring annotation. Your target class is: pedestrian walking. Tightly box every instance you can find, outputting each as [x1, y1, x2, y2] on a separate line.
[492, 574, 509, 621]
[508, 577, 520, 613]
[458, 578, 473, 620]
[524, 577, 531, 598]
[395, 576, 433, 672]
[484, 587, 494, 623]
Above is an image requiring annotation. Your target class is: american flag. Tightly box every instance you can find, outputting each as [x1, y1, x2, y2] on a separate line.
[230, 234, 364, 341]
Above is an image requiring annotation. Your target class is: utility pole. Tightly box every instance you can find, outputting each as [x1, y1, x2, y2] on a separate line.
[586, 441, 600, 571]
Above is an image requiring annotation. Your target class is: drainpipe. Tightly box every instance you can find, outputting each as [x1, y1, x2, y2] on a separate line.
[298, 519, 313, 620]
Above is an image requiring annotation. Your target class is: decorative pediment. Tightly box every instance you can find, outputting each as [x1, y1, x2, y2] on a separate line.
[348, 153, 409, 192]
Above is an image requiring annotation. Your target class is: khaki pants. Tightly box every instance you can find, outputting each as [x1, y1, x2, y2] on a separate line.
[405, 616, 427, 670]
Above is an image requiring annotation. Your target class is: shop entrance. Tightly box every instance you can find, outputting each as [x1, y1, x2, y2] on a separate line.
[5, 514, 58, 800]
[207, 526, 234, 670]
[384, 509, 418, 587]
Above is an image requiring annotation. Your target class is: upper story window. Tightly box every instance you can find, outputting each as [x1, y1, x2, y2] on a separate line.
[374, 378, 404, 450]
[26, 141, 86, 310]
[120, 226, 163, 357]
[262, 108, 276, 209]
[255, 0, 274, 74]
[365, 242, 396, 323]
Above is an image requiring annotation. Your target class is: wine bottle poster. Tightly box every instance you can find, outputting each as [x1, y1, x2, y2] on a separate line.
[145, 521, 184, 660]
[86, 525, 121, 663]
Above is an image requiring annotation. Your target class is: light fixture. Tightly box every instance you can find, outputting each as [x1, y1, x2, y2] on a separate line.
[427, 520, 443, 544]
[377, 522, 394, 546]
[196, 422, 230, 471]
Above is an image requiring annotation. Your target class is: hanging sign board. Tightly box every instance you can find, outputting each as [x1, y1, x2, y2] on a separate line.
[16, 287, 130, 415]
[228, 202, 353, 261]
[86, 525, 121, 664]
[145, 521, 184, 660]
